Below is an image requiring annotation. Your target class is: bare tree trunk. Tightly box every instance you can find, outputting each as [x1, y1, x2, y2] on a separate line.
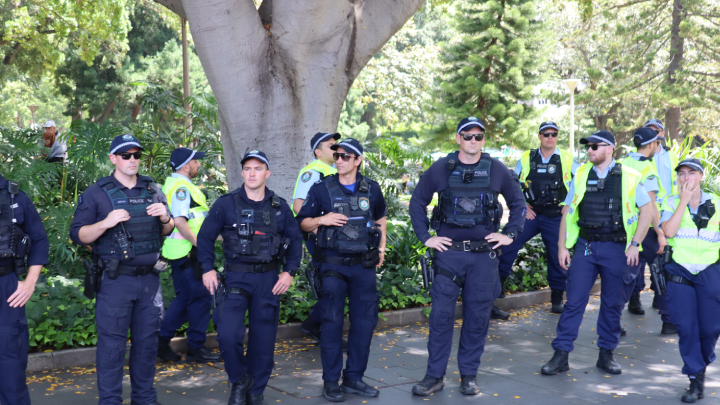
[157, 0, 423, 198]
[665, 0, 684, 142]
[131, 103, 142, 123]
[71, 109, 84, 121]
[98, 100, 117, 123]
[665, 106, 681, 142]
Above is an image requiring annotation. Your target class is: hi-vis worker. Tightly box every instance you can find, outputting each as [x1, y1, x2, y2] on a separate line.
[157, 148, 220, 363]
[660, 158, 720, 403]
[503, 121, 579, 314]
[541, 130, 654, 376]
[292, 132, 341, 345]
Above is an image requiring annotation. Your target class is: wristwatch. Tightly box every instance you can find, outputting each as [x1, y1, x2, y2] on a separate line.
[287, 268, 299, 277]
[505, 231, 517, 242]
[630, 241, 640, 247]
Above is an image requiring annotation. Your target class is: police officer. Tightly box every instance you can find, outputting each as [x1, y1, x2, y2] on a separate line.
[0, 175, 49, 405]
[503, 121, 578, 314]
[293, 132, 339, 343]
[296, 138, 387, 402]
[408, 117, 525, 396]
[198, 150, 302, 405]
[70, 134, 174, 405]
[157, 148, 221, 362]
[541, 130, 653, 376]
[660, 158, 719, 403]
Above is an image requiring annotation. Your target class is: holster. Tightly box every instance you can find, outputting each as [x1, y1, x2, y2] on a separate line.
[361, 248, 380, 268]
[106, 259, 120, 280]
[187, 248, 204, 280]
[420, 250, 434, 289]
[430, 206, 442, 230]
[82, 258, 102, 299]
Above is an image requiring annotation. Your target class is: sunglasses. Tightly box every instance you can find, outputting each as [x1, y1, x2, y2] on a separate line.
[333, 152, 356, 162]
[461, 133, 485, 141]
[540, 131, 559, 138]
[584, 144, 609, 151]
[116, 152, 142, 160]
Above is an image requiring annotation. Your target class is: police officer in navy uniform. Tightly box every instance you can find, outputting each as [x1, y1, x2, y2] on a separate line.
[198, 150, 302, 405]
[0, 175, 49, 405]
[70, 134, 174, 405]
[296, 138, 387, 402]
[408, 117, 525, 396]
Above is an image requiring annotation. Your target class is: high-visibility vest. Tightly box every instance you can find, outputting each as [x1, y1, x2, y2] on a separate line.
[663, 193, 720, 274]
[519, 148, 574, 191]
[292, 160, 337, 216]
[655, 149, 679, 200]
[161, 176, 209, 260]
[621, 155, 665, 210]
[565, 163, 642, 250]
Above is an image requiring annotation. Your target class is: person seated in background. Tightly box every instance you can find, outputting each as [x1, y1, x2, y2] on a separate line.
[42, 130, 64, 164]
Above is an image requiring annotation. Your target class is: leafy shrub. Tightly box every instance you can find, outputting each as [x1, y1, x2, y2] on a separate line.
[505, 236, 549, 293]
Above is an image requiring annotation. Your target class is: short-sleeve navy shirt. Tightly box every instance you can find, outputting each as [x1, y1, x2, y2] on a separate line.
[0, 175, 49, 268]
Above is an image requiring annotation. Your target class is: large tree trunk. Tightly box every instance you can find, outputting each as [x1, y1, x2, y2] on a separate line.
[665, 106, 681, 142]
[665, 0, 684, 143]
[158, 0, 423, 199]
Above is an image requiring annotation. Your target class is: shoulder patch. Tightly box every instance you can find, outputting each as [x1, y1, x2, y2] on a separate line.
[176, 188, 188, 201]
[301, 171, 313, 182]
[647, 175, 656, 180]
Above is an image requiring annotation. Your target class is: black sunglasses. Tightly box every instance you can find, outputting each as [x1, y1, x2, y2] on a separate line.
[461, 133, 485, 141]
[116, 152, 142, 160]
[540, 131, 559, 138]
[333, 152, 356, 162]
[584, 144, 609, 151]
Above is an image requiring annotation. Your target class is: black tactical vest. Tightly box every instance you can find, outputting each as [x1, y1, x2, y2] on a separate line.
[0, 181, 30, 275]
[577, 165, 624, 235]
[222, 192, 287, 263]
[316, 175, 380, 253]
[525, 150, 566, 212]
[692, 201, 716, 229]
[438, 152, 501, 231]
[93, 176, 163, 259]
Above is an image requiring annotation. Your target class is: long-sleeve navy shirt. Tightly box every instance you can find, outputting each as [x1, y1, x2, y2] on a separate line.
[197, 186, 302, 274]
[409, 152, 525, 243]
[0, 175, 49, 267]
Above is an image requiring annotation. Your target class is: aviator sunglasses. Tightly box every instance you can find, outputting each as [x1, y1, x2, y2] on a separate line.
[116, 152, 143, 160]
[540, 131, 558, 138]
[461, 133, 485, 141]
[333, 152, 356, 162]
[584, 143, 609, 151]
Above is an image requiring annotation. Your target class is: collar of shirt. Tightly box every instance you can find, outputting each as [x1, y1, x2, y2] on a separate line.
[689, 191, 714, 213]
[591, 159, 616, 179]
[171, 172, 191, 182]
[110, 171, 144, 190]
[238, 185, 274, 205]
[314, 159, 336, 169]
[537, 147, 561, 164]
[654, 147, 668, 158]
[337, 173, 365, 195]
[628, 152, 650, 161]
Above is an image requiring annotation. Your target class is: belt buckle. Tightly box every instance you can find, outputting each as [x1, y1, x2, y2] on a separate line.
[463, 241, 471, 252]
[342, 257, 353, 266]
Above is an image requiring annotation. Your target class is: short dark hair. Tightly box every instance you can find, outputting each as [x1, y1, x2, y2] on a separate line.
[634, 138, 656, 150]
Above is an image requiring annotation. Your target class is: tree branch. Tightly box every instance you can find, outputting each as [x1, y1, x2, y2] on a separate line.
[3, 43, 22, 65]
[154, 0, 187, 20]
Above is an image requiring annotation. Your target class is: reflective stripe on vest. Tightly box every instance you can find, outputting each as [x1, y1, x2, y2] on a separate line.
[664, 194, 720, 274]
[565, 163, 642, 250]
[519, 148, 573, 191]
[292, 160, 337, 216]
[620, 156, 665, 211]
[161, 176, 209, 260]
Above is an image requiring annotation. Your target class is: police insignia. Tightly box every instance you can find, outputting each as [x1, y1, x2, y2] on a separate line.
[301, 171, 312, 182]
[122, 134, 133, 141]
[176, 189, 187, 201]
[648, 175, 656, 180]
[249, 150, 259, 154]
[548, 165, 556, 174]
[469, 116, 477, 121]
[359, 197, 370, 211]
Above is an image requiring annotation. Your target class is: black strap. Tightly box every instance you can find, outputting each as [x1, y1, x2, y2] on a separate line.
[322, 255, 363, 266]
[321, 270, 349, 283]
[665, 271, 694, 287]
[579, 230, 627, 243]
[449, 240, 492, 252]
[0, 263, 15, 277]
[225, 261, 280, 273]
[227, 286, 252, 301]
[437, 267, 464, 288]
[116, 264, 154, 276]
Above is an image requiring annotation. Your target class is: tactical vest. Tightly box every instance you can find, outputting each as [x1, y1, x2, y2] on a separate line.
[93, 176, 164, 260]
[161, 176, 209, 260]
[316, 175, 380, 253]
[0, 181, 30, 275]
[576, 165, 624, 235]
[437, 152, 501, 231]
[221, 192, 287, 263]
[664, 194, 720, 274]
[523, 150, 567, 213]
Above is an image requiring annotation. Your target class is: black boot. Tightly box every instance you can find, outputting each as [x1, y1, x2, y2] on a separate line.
[323, 381, 345, 402]
[551, 290, 564, 314]
[662, 322, 678, 335]
[247, 394, 267, 405]
[300, 317, 322, 343]
[412, 375, 444, 396]
[341, 378, 379, 397]
[628, 291, 645, 315]
[157, 338, 181, 362]
[491, 305, 510, 320]
[498, 277, 508, 299]
[596, 348, 622, 374]
[541, 350, 569, 375]
[621, 327, 627, 337]
[652, 293, 659, 309]
[187, 346, 222, 362]
[228, 375, 253, 405]
[460, 375, 480, 395]
[681, 373, 705, 403]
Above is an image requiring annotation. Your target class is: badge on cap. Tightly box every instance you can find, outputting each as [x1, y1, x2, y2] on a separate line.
[469, 117, 477, 121]
[345, 138, 355, 142]
[359, 197, 370, 211]
[249, 150, 259, 154]
[123, 134, 133, 141]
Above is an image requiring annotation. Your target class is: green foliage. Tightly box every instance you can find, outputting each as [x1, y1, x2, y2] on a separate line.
[505, 236, 549, 292]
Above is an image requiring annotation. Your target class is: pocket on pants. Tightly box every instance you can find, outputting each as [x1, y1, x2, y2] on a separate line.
[104, 305, 132, 329]
[258, 297, 280, 324]
[359, 292, 379, 328]
[321, 291, 338, 323]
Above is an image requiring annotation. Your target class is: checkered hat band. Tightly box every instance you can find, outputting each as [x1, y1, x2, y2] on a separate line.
[679, 162, 704, 173]
[457, 121, 485, 134]
[244, 154, 269, 167]
[110, 142, 142, 154]
[634, 134, 658, 146]
[644, 120, 665, 130]
[175, 151, 196, 170]
[587, 135, 615, 147]
[539, 123, 559, 132]
[338, 142, 362, 156]
[312, 133, 333, 152]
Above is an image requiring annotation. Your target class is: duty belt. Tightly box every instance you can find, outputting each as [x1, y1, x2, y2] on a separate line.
[225, 261, 280, 273]
[0, 263, 15, 277]
[664, 270, 694, 287]
[579, 231, 627, 243]
[116, 264, 155, 276]
[532, 205, 563, 218]
[322, 255, 363, 266]
[448, 240, 500, 257]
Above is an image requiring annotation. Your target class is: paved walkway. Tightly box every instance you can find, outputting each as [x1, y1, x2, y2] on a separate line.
[27, 289, 711, 404]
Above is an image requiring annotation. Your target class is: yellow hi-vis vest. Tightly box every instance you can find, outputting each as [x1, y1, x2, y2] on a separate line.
[662, 193, 720, 274]
[292, 160, 337, 216]
[161, 176, 209, 260]
[519, 148, 574, 191]
[655, 149, 679, 200]
[565, 163, 643, 250]
[620, 155, 665, 210]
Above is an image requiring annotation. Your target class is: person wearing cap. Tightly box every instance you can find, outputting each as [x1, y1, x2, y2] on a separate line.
[660, 158, 720, 403]
[541, 130, 654, 376]
[156, 148, 221, 363]
[408, 117, 525, 396]
[70, 134, 174, 405]
[43, 119, 67, 162]
[296, 138, 387, 402]
[501, 121, 579, 314]
[620, 128, 676, 334]
[198, 150, 302, 405]
[292, 132, 340, 344]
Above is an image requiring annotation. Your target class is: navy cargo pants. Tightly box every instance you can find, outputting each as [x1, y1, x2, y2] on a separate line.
[632, 228, 671, 322]
[213, 271, 279, 394]
[664, 263, 720, 376]
[319, 261, 378, 382]
[158, 258, 212, 349]
[426, 249, 500, 378]
[0, 273, 30, 405]
[552, 239, 639, 352]
[96, 273, 163, 405]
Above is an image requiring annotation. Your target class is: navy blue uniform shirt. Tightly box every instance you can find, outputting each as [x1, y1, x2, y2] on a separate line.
[409, 153, 525, 243]
[197, 186, 302, 273]
[70, 172, 168, 266]
[0, 175, 49, 267]
[296, 173, 387, 257]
